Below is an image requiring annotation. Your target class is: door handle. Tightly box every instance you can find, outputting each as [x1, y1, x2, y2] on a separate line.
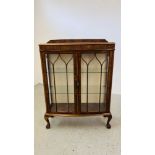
[77, 81, 80, 87]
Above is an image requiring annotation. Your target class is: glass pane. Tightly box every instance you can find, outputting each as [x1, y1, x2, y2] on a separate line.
[81, 53, 108, 112]
[46, 54, 74, 112]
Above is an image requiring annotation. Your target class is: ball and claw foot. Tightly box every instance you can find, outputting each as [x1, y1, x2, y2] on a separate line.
[106, 123, 111, 129]
[44, 115, 50, 129]
[46, 123, 50, 129]
[104, 114, 112, 129]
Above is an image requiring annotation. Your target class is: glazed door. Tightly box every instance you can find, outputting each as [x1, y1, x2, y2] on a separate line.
[45, 53, 77, 113]
[78, 52, 109, 113]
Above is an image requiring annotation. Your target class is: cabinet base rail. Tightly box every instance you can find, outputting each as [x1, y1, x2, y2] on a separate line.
[44, 112, 112, 129]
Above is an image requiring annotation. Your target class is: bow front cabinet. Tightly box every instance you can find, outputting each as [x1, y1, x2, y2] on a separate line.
[39, 39, 115, 129]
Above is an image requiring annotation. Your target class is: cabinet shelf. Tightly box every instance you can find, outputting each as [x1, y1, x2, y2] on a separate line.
[49, 85, 106, 94]
[48, 93, 106, 94]
[50, 103, 105, 113]
[46, 72, 107, 73]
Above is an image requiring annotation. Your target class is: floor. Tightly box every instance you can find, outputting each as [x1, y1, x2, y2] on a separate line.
[34, 84, 121, 155]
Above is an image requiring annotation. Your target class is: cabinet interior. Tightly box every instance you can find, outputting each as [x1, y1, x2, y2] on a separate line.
[45, 53, 109, 113]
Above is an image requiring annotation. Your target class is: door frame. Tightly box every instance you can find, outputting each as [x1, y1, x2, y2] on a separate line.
[41, 51, 78, 114]
[76, 51, 111, 114]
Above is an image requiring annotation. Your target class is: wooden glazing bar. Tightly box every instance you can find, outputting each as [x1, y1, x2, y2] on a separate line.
[77, 52, 81, 113]
[86, 65, 89, 112]
[52, 64, 57, 112]
[65, 65, 69, 112]
[99, 65, 103, 112]
[74, 53, 78, 113]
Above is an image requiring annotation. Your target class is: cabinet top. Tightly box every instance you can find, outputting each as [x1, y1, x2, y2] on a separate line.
[39, 39, 115, 51]
[41, 39, 114, 44]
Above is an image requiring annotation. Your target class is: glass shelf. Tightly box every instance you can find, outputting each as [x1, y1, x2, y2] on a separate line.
[48, 93, 106, 94]
[49, 85, 106, 94]
[47, 71, 73, 73]
[47, 71, 107, 73]
[81, 72, 107, 73]
[50, 103, 106, 113]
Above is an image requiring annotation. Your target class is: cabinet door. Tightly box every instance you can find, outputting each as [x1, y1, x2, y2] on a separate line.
[43, 53, 77, 113]
[79, 52, 109, 113]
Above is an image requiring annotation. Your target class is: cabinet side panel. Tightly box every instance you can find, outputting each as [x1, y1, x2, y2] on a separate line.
[40, 51, 51, 113]
[105, 50, 114, 112]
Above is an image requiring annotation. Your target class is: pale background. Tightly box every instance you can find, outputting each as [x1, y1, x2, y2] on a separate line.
[34, 0, 121, 95]
[1, 1, 155, 155]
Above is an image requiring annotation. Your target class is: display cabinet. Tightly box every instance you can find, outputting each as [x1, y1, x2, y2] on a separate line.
[39, 39, 115, 129]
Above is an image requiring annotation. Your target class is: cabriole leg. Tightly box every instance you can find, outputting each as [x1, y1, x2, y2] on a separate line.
[104, 114, 112, 129]
[44, 115, 50, 129]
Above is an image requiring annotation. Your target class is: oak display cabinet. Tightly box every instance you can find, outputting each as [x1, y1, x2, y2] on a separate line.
[39, 39, 115, 129]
